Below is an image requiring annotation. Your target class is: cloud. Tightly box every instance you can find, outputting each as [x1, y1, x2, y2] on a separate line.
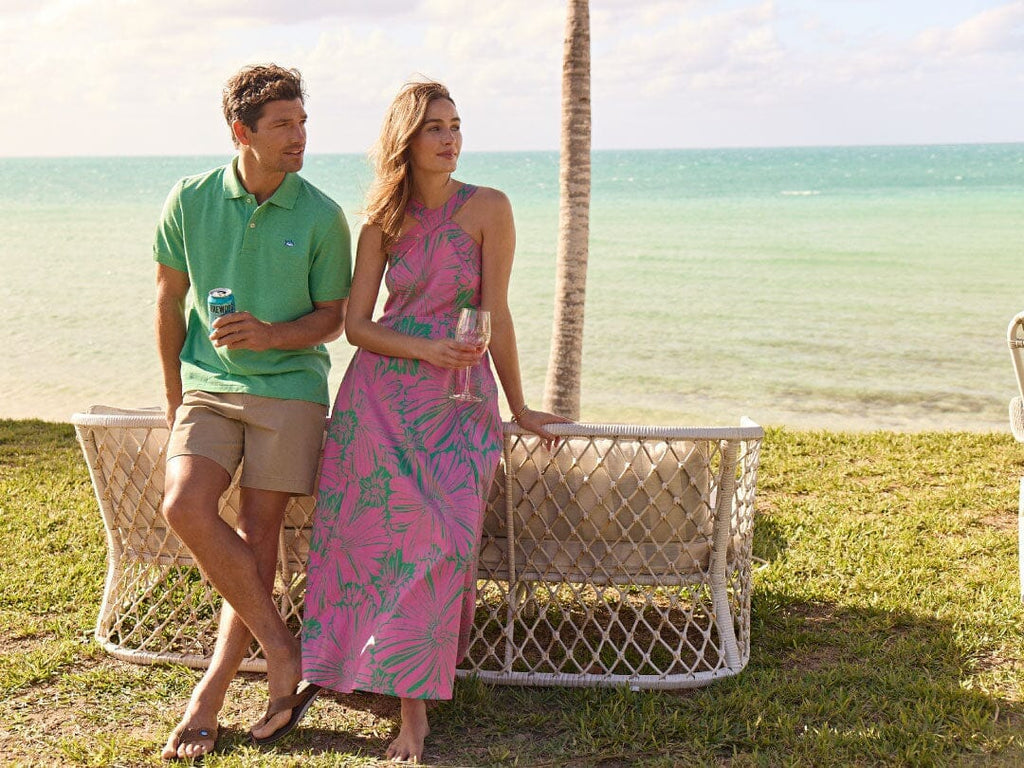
[284, 0, 564, 152]
[912, 0, 1024, 56]
[2, 0, 1022, 155]
[592, 2, 783, 98]
[1, 0, 43, 14]
[14, 0, 422, 30]
[175, 0, 421, 23]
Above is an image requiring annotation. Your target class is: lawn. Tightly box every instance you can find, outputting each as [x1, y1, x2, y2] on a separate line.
[2, 419, 1023, 766]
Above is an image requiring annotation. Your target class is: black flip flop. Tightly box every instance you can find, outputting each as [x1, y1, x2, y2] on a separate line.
[250, 682, 322, 747]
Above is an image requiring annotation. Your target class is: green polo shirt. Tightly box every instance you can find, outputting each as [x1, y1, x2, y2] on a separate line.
[153, 158, 352, 405]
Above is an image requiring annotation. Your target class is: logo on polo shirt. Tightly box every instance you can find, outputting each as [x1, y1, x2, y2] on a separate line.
[284, 239, 295, 247]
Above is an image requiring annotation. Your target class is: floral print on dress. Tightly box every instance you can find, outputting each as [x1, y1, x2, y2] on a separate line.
[302, 185, 502, 700]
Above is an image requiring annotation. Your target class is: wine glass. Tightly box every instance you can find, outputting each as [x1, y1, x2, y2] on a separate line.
[450, 308, 491, 402]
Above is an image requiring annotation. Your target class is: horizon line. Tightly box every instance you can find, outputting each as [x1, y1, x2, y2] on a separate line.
[2, 139, 1023, 162]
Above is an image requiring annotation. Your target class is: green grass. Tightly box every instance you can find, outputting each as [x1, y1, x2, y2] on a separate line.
[2, 420, 1023, 766]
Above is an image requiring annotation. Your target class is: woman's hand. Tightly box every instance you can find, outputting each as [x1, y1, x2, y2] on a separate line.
[514, 407, 573, 451]
[426, 338, 487, 369]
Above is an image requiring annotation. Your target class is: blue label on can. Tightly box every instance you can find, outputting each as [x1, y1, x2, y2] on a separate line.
[208, 288, 235, 320]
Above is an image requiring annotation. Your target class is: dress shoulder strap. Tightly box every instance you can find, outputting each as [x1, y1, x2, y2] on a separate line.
[405, 183, 478, 229]
[442, 184, 478, 220]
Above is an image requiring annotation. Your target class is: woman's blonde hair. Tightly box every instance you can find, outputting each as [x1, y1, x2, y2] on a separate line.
[364, 80, 455, 250]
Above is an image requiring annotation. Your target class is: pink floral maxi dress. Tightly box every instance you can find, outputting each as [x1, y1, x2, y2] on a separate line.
[302, 185, 502, 700]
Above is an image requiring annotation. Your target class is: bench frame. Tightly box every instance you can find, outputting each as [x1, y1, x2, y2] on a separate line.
[1006, 311, 1024, 600]
[73, 406, 763, 690]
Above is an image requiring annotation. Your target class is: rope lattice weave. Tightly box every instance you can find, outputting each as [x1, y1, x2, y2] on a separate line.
[1009, 313, 1024, 442]
[1006, 313, 1024, 602]
[73, 406, 763, 688]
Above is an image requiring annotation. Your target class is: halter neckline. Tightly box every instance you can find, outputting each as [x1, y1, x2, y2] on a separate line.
[407, 183, 477, 223]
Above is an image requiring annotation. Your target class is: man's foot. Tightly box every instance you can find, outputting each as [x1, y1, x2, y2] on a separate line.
[249, 641, 304, 742]
[161, 720, 218, 761]
[385, 698, 430, 763]
[250, 682, 321, 747]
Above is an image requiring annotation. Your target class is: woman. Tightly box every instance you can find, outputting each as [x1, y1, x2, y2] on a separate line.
[301, 81, 568, 762]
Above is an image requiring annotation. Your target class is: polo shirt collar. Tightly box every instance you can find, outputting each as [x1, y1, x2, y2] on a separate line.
[222, 157, 300, 210]
[223, 158, 247, 200]
[267, 171, 300, 210]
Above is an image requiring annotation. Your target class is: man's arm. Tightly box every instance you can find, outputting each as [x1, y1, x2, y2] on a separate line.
[155, 263, 190, 427]
[208, 298, 347, 352]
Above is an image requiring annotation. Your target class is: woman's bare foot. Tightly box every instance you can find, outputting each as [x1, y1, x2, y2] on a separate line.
[385, 698, 430, 763]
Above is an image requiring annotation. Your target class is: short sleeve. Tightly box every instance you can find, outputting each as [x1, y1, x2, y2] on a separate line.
[153, 180, 188, 273]
[308, 207, 353, 302]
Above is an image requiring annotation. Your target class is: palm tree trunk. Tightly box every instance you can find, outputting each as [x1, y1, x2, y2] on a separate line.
[543, 0, 591, 421]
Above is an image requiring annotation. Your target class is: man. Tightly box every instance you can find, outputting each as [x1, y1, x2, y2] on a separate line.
[154, 64, 351, 760]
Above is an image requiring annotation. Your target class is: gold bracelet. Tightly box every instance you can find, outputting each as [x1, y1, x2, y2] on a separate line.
[511, 403, 529, 423]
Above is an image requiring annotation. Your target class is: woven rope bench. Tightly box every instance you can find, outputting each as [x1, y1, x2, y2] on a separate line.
[73, 405, 763, 690]
[1007, 311, 1024, 600]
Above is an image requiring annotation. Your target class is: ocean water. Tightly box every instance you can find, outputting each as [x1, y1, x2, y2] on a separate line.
[1, 144, 1022, 430]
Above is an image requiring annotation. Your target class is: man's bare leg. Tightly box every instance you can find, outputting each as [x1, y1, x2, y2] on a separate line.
[162, 479, 287, 759]
[385, 698, 430, 763]
[239, 486, 308, 740]
[160, 604, 249, 760]
[160, 456, 301, 754]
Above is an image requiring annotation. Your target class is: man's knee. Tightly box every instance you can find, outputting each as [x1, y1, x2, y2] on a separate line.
[162, 456, 231, 534]
[235, 490, 290, 547]
[234, 512, 281, 553]
[162, 485, 198, 534]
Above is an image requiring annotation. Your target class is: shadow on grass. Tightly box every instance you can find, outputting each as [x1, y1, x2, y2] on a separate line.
[735, 590, 1023, 764]
[4, 421, 1022, 765]
[753, 510, 790, 563]
[233, 592, 1024, 766]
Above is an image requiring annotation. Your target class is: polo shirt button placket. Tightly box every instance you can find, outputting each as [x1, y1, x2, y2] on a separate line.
[243, 205, 258, 252]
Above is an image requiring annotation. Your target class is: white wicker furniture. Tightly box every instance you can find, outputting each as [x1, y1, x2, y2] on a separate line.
[1007, 312, 1024, 599]
[73, 406, 763, 690]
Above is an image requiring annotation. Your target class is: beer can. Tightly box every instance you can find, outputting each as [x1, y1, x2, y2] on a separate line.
[208, 288, 235, 324]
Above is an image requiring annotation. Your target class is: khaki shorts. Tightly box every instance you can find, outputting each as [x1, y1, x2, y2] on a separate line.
[167, 391, 327, 495]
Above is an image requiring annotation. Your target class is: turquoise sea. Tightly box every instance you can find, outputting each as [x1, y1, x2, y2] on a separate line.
[1, 144, 1022, 430]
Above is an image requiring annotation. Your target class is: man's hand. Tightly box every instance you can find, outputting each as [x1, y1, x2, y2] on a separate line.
[164, 392, 183, 431]
[209, 312, 276, 351]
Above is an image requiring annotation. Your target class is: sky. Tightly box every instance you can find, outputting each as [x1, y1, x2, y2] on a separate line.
[3, 0, 1022, 156]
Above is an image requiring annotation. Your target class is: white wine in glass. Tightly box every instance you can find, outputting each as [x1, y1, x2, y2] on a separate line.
[450, 308, 491, 402]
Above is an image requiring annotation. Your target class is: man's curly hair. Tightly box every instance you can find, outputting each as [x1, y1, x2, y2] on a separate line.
[222, 64, 305, 147]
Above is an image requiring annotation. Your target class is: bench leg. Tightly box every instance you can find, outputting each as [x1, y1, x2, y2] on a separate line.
[710, 441, 741, 671]
[1019, 478, 1024, 603]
